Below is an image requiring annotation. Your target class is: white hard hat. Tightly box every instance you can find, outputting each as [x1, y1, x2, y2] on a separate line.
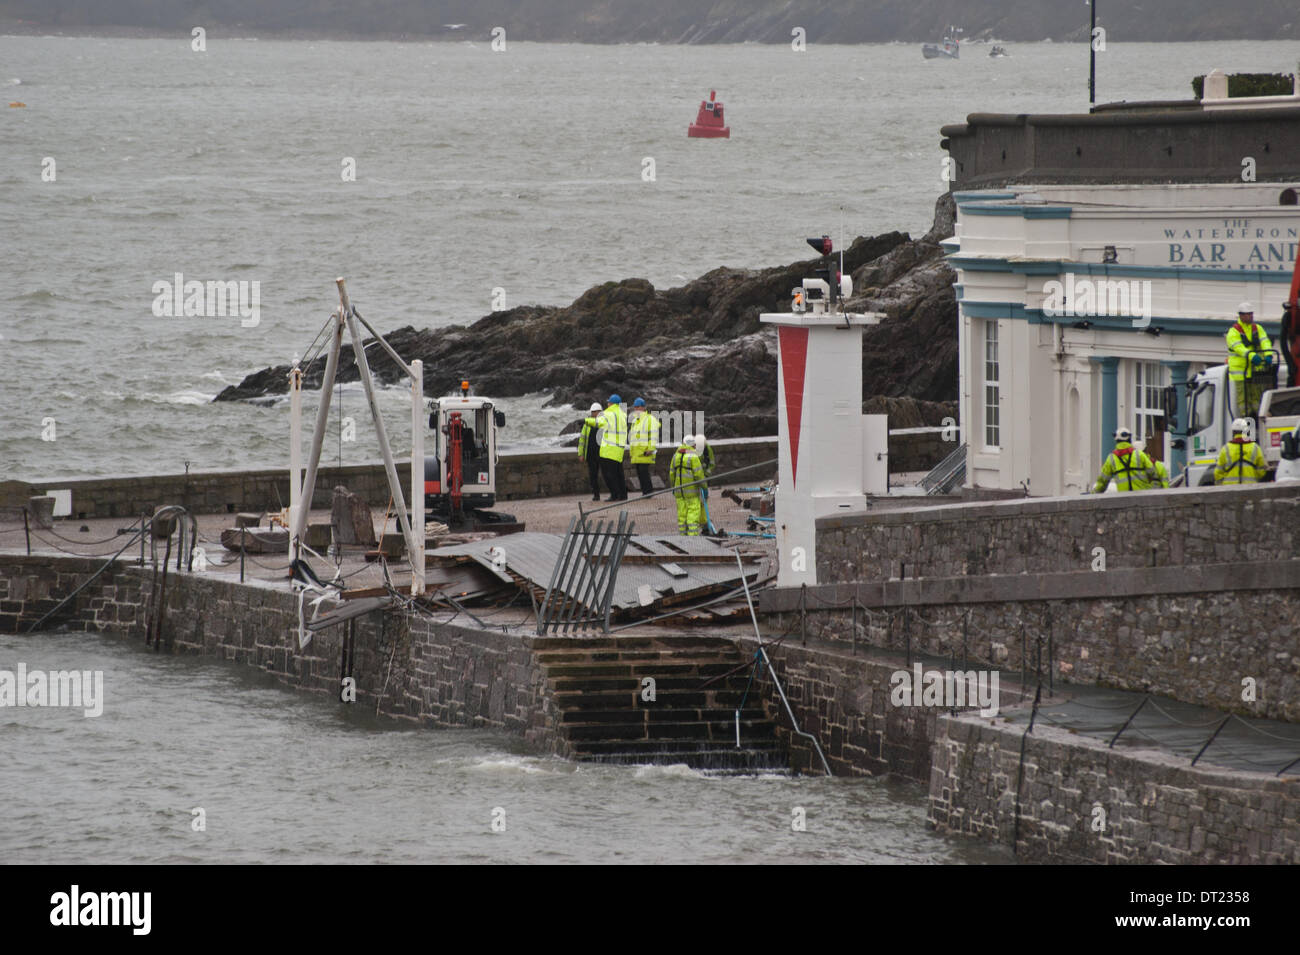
[1238, 301, 1254, 314]
[1114, 427, 1132, 441]
[694, 433, 706, 448]
[683, 434, 696, 448]
[589, 402, 602, 413]
[1231, 417, 1250, 433]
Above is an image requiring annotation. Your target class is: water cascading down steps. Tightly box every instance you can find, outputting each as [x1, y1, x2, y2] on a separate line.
[535, 635, 790, 774]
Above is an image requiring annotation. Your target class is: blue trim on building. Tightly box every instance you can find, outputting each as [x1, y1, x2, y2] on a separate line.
[958, 300, 1282, 338]
[951, 191, 1018, 202]
[958, 203, 1073, 218]
[948, 254, 1296, 283]
[1089, 357, 1120, 467]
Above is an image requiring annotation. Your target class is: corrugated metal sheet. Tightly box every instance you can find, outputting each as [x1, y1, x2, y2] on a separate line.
[428, 531, 759, 615]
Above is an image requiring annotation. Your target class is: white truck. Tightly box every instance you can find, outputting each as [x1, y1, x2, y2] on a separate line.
[1176, 359, 1300, 485]
[1278, 422, 1300, 483]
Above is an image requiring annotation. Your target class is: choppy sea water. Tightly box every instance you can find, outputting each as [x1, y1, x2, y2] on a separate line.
[1, 630, 1012, 863]
[3, 37, 1297, 480]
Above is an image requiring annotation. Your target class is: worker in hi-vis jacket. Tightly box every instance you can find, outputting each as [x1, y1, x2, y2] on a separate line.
[670, 435, 706, 535]
[584, 394, 628, 501]
[1092, 427, 1159, 492]
[628, 398, 660, 496]
[1225, 301, 1274, 418]
[1214, 418, 1268, 485]
[578, 402, 604, 501]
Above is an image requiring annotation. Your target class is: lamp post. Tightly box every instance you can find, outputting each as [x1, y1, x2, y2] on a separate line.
[1089, 1, 1097, 106]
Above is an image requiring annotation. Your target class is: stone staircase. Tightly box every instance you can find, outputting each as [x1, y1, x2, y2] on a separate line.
[535, 635, 790, 775]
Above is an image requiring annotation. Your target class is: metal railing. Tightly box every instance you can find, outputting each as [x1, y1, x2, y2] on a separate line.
[535, 512, 635, 634]
[919, 442, 966, 495]
[734, 549, 832, 776]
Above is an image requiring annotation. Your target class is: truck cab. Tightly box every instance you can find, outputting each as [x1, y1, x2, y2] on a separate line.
[423, 383, 505, 517]
[1180, 360, 1300, 486]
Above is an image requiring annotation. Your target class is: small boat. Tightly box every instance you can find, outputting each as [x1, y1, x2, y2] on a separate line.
[922, 26, 961, 60]
[989, 45, 1010, 58]
[688, 90, 730, 139]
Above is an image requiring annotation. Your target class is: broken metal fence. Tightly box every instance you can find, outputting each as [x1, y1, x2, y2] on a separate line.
[535, 512, 635, 634]
[534, 458, 777, 635]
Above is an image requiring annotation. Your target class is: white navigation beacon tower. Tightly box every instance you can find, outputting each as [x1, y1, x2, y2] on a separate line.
[760, 236, 887, 588]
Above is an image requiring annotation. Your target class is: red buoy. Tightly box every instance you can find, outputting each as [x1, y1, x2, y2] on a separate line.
[688, 89, 730, 139]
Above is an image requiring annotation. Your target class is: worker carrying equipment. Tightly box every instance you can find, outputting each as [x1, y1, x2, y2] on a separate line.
[670, 435, 707, 535]
[1214, 418, 1268, 484]
[587, 394, 628, 501]
[1226, 302, 1275, 417]
[628, 398, 661, 496]
[1093, 427, 1160, 492]
[578, 401, 604, 501]
[695, 431, 715, 478]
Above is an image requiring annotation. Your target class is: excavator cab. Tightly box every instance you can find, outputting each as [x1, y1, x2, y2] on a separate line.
[422, 384, 503, 522]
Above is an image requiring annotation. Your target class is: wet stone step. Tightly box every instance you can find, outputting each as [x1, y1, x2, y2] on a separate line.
[572, 738, 785, 756]
[549, 675, 758, 693]
[577, 752, 791, 775]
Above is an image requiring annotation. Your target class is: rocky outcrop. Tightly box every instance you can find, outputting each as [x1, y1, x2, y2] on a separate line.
[217, 196, 960, 439]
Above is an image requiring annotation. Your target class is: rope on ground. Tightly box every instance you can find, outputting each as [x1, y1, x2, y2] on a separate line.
[28, 524, 134, 545]
[26, 531, 135, 558]
[1226, 713, 1300, 744]
[1064, 695, 1153, 711]
[242, 551, 293, 572]
[1144, 698, 1238, 729]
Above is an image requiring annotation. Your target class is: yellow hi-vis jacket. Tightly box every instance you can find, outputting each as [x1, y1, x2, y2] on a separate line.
[629, 411, 660, 465]
[1214, 438, 1268, 484]
[1094, 441, 1158, 492]
[590, 403, 627, 462]
[1226, 320, 1272, 382]
[1152, 460, 1170, 488]
[577, 418, 599, 460]
[669, 444, 705, 498]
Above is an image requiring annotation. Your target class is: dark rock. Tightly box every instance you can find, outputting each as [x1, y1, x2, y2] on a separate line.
[215, 216, 960, 437]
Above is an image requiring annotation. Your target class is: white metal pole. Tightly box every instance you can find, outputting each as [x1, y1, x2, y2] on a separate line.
[288, 361, 303, 561]
[337, 279, 417, 573]
[410, 359, 425, 596]
[292, 310, 344, 548]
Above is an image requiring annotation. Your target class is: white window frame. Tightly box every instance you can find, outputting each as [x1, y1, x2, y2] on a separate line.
[1133, 360, 1165, 456]
[983, 320, 1001, 449]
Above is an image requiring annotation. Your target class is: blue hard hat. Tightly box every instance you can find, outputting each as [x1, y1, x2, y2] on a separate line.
[608, 394, 621, 403]
[633, 397, 646, 407]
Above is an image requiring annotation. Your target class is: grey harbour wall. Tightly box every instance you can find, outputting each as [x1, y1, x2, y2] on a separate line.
[751, 481, 1300, 862]
[761, 483, 1300, 722]
[4, 480, 1297, 862]
[0, 430, 947, 519]
[0, 553, 569, 754]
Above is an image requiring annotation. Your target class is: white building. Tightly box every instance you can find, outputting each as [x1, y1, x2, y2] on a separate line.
[950, 181, 1299, 494]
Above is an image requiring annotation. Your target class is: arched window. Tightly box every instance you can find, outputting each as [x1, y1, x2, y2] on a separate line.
[1280, 187, 1298, 206]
